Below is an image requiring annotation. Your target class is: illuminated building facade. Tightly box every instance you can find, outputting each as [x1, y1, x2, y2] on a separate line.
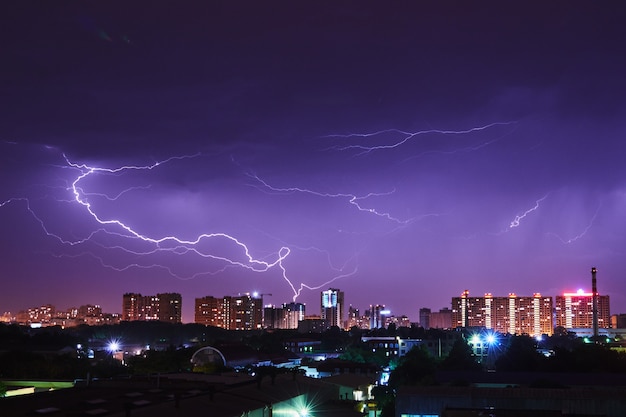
[369, 304, 388, 329]
[320, 288, 344, 329]
[0, 312, 14, 323]
[346, 305, 363, 329]
[195, 293, 262, 330]
[122, 293, 143, 321]
[16, 304, 55, 325]
[283, 302, 306, 329]
[231, 294, 263, 330]
[78, 304, 102, 319]
[452, 291, 553, 336]
[122, 292, 182, 323]
[385, 314, 411, 328]
[263, 302, 305, 329]
[74, 304, 119, 326]
[361, 337, 422, 358]
[612, 314, 626, 329]
[15, 304, 118, 327]
[195, 296, 223, 327]
[555, 290, 610, 329]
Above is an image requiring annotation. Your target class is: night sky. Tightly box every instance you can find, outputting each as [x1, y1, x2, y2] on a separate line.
[2, 1, 626, 323]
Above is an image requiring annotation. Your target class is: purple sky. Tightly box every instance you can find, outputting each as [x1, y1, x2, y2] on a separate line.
[2, 1, 626, 323]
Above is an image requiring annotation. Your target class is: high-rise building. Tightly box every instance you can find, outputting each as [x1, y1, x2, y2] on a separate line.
[452, 290, 479, 329]
[555, 290, 610, 330]
[263, 305, 283, 330]
[611, 314, 626, 329]
[195, 293, 263, 330]
[321, 288, 344, 329]
[143, 295, 160, 321]
[452, 291, 553, 337]
[195, 296, 224, 327]
[231, 294, 262, 330]
[346, 305, 371, 329]
[158, 293, 182, 323]
[122, 293, 143, 321]
[370, 304, 387, 329]
[430, 307, 453, 329]
[419, 307, 431, 329]
[263, 303, 305, 329]
[283, 302, 305, 329]
[122, 292, 182, 323]
[346, 305, 360, 329]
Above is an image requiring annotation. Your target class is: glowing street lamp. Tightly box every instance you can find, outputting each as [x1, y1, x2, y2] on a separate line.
[297, 406, 311, 417]
[107, 339, 121, 353]
[273, 395, 315, 417]
[469, 332, 498, 364]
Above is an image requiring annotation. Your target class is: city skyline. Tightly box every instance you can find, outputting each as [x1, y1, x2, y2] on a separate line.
[3, 283, 618, 327]
[2, 2, 626, 324]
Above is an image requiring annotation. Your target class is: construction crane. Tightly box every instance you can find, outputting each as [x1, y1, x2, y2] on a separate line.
[253, 292, 272, 299]
[231, 292, 272, 298]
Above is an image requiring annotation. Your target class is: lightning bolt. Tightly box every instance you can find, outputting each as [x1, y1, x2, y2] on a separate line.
[508, 195, 549, 229]
[546, 203, 602, 244]
[324, 121, 517, 155]
[0, 197, 102, 246]
[63, 153, 300, 280]
[247, 173, 413, 224]
[247, 228, 362, 301]
[277, 248, 359, 302]
[2, 150, 337, 302]
[80, 184, 152, 201]
[291, 267, 359, 301]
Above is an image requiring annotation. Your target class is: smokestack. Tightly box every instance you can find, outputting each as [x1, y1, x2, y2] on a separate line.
[592, 267, 598, 339]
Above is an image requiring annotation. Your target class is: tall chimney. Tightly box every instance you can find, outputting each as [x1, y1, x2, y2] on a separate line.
[592, 267, 598, 338]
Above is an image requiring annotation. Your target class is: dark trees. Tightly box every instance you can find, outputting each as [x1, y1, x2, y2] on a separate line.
[440, 338, 481, 371]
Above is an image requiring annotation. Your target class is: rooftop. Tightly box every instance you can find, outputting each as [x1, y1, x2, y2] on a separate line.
[0, 372, 364, 417]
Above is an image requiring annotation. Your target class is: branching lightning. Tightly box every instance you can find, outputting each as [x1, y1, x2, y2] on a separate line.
[2, 150, 350, 302]
[61, 154, 307, 287]
[5, 141, 437, 305]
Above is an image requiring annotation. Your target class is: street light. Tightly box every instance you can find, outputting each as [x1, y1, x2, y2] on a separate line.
[107, 340, 120, 352]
